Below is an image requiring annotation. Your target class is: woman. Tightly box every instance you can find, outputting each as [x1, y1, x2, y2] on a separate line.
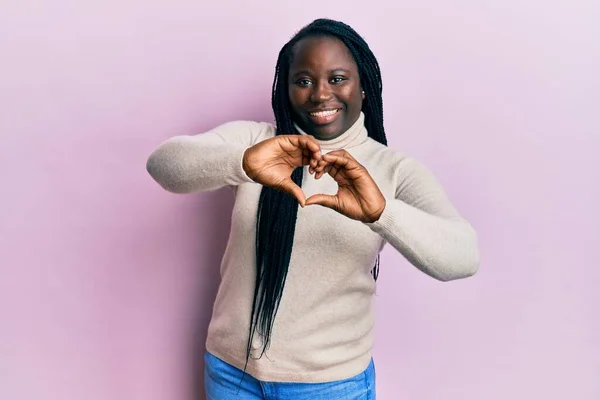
[147, 18, 479, 400]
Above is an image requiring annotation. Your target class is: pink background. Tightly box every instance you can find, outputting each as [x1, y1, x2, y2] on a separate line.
[1, 1, 598, 399]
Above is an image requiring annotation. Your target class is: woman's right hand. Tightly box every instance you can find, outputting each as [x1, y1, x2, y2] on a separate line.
[242, 135, 322, 206]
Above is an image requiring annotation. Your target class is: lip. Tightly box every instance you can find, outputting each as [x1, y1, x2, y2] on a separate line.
[306, 108, 342, 125]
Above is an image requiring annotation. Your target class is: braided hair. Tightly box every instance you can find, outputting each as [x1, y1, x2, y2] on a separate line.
[245, 18, 387, 368]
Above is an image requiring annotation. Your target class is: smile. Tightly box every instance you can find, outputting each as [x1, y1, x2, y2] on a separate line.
[307, 109, 341, 125]
[309, 109, 339, 117]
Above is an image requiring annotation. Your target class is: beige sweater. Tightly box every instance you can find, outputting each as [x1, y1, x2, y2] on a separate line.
[146, 113, 479, 383]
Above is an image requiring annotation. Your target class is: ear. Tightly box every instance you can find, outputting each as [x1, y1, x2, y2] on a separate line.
[361, 88, 366, 100]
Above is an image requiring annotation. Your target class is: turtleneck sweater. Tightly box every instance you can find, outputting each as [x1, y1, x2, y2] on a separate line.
[146, 113, 479, 382]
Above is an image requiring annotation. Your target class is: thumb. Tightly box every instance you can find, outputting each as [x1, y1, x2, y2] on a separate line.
[305, 194, 339, 210]
[279, 178, 307, 207]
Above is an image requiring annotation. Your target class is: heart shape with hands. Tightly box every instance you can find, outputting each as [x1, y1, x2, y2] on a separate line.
[242, 135, 386, 223]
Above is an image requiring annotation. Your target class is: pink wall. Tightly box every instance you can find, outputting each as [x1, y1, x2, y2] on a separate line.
[1, 1, 598, 399]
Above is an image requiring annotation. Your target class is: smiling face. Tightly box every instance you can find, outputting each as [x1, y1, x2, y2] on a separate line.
[288, 36, 364, 140]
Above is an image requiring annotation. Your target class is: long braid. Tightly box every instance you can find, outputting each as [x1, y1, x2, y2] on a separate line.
[243, 18, 387, 376]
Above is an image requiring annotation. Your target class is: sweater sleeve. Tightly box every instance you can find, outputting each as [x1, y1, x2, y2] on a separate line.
[146, 120, 273, 193]
[365, 157, 480, 281]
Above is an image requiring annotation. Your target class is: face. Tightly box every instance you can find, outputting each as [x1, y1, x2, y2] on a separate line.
[288, 36, 364, 140]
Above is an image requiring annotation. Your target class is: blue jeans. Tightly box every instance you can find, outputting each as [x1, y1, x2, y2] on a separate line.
[204, 352, 376, 399]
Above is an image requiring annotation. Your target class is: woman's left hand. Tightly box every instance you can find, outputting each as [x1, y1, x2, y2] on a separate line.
[306, 150, 386, 223]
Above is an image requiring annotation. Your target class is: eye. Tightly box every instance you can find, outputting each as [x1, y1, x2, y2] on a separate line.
[295, 78, 312, 87]
[330, 76, 347, 84]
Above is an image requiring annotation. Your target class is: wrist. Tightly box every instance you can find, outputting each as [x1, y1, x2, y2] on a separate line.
[242, 149, 253, 179]
[366, 198, 386, 223]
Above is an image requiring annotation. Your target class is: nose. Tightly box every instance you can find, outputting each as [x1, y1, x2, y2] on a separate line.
[310, 80, 333, 103]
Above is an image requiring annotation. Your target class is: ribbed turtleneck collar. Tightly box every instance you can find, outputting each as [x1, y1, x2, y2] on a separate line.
[293, 112, 369, 151]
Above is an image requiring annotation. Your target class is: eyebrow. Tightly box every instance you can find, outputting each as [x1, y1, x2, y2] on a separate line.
[291, 68, 352, 78]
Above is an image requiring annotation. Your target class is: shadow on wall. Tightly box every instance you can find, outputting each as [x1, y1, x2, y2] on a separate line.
[186, 187, 235, 400]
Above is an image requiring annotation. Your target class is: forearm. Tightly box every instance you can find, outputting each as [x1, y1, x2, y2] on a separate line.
[146, 134, 253, 194]
[366, 198, 480, 281]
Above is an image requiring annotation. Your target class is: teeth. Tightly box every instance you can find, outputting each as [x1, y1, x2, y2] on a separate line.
[310, 110, 338, 117]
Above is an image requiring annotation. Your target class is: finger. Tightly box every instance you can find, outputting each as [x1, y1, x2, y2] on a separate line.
[302, 148, 317, 160]
[301, 152, 321, 170]
[313, 158, 329, 173]
[315, 163, 334, 179]
[288, 137, 321, 169]
[305, 194, 339, 210]
[292, 135, 322, 159]
[323, 149, 354, 160]
[279, 178, 306, 207]
[322, 153, 360, 171]
[308, 156, 323, 174]
[323, 150, 363, 173]
[312, 160, 326, 178]
[301, 151, 313, 167]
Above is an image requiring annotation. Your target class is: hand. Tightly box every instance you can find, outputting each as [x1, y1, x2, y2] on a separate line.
[306, 150, 386, 223]
[242, 135, 322, 206]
